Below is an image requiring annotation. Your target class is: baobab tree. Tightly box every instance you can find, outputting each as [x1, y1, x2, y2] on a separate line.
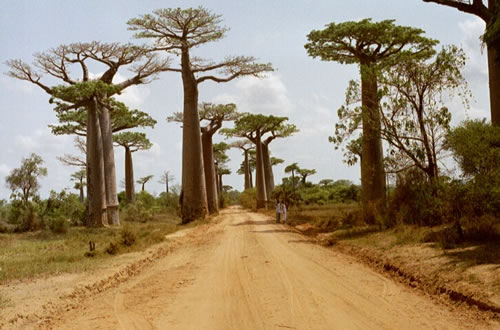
[7, 42, 170, 227]
[168, 103, 239, 214]
[261, 119, 299, 198]
[230, 140, 254, 190]
[128, 7, 273, 222]
[222, 114, 272, 208]
[284, 163, 300, 188]
[114, 132, 153, 204]
[298, 168, 317, 185]
[71, 169, 87, 202]
[137, 175, 154, 192]
[423, 0, 500, 125]
[159, 171, 175, 195]
[306, 19, 437, 209]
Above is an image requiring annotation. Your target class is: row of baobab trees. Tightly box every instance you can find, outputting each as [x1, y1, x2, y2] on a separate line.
[7, 3, 499, 225]
[6, 7, 301, 226]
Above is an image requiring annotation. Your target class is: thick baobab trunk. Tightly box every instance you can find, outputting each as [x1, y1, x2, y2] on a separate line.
[202, 130, 219, 214]
[218, 172, 224, 209]
[181, 48, 208, 223]
[488, 44, 500, 126]
[255, 131, 267, 209]
[360, 65, 386, 207]
[244, 150, 251, 190]
[86, 100, 106, 227]
[124, 146, 136, 204]
[99, 105, 120, 225]
[79, 180, 84, 203]
[261, 142, 275, 198]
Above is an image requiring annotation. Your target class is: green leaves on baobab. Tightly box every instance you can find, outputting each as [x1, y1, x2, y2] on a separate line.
[113, 132, 153, 152]
[305, 18, 438, 66]
[49, 81, 121, 105]
[50, 99, 156, 136]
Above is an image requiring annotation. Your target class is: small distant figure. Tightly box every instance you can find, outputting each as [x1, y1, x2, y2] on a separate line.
[281, 202, 287, 224]
[275, 199, 281, 223]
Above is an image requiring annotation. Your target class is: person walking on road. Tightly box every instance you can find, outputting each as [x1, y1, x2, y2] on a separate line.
[281, 202, 287, 224]
[275, 199, 281, 223]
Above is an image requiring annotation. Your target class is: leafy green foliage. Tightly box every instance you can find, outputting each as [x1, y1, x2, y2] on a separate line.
[305, 18, 437, 66]
[114, 132, 153, 151]
[51, 99, 157, 136]
[5, 154, 47, 204]
[42, 190, 86, 227]
[446, 119, 500, 181]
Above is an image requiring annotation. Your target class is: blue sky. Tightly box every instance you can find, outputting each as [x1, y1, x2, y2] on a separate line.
[0, 0, 490, 199]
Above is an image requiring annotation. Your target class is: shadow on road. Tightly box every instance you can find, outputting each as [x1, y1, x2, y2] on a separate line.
[231, 220, 276, 226]
[249, 229, 297, 234]
[287, 239, 316, 244]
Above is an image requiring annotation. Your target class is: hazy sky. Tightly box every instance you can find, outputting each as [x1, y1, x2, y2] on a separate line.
[0, 0, 490, 199]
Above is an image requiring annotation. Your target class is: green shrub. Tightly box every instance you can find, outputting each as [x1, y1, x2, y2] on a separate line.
[121, 227, 136, 246]
[387, 170, 445, 227]
[105, 241, 120, 255]
[462, 215, 500, 242]
[48, 216, 69, 234]
[240, 188, 257, 210]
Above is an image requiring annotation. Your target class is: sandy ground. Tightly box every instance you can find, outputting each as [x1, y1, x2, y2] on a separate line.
[2, 207, 498, 329]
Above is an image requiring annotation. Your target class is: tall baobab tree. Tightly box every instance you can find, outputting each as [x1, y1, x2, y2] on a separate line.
[71, 169, 87, 202]
[230, 140, 254, 190]
[159, 171, 175, 196]
[114, 132, 153, 204]
[7, 42, 170, 227]
[222, 114, 271, 208]
[168, 103, 239, 214]
[261, 119, 299, 198]
[306, 19, 437, 209]
[284, 163, 300, 188]
[128, 7, 273, 223]
[137, 175, 154, 192]
[423, 0, 500, 125]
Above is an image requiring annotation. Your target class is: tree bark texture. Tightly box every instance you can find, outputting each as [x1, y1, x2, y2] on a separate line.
[202, 130, 219, 214]
[181, 47, 208, 223]
[488, 45, 500, 125]
[79, 179, 84, 203]
[124, 146, 136, 204]
[244, 150, 251, 190]
[255, 131, 267, 209]
[99, 105, 120, 225]
[360, 65, 387, 207]
[261, 142, 275, 198]
[86, 100, 106, 227]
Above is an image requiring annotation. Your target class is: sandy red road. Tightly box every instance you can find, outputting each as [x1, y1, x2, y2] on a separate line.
[32, 208, 497, 329]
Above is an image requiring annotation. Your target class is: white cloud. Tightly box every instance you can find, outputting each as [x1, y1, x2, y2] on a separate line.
[212, 74, 294, 115]
[15, 129, 72, 154]
[459, 18, 488, 84]
[0, 76, 36, 95]
[0, 164, 10, 176]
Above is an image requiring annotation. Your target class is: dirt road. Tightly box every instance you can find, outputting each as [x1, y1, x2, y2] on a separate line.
[45, 208, 494, 329]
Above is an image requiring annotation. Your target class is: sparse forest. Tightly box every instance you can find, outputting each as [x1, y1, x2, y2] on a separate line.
[0, 2, 499, 328]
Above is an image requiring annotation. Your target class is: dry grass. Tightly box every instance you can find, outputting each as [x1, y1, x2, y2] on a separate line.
[0, 214, 182, 283]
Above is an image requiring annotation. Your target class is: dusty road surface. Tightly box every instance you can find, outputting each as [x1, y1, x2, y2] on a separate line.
[41, 208, 495, 329]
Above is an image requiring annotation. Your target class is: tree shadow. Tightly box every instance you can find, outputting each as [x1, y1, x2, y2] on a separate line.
[231, 220, 276, 226]
[249, 229, 297, 234]
[442, 241, 500, 268]
[287, 239, 316, 244]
